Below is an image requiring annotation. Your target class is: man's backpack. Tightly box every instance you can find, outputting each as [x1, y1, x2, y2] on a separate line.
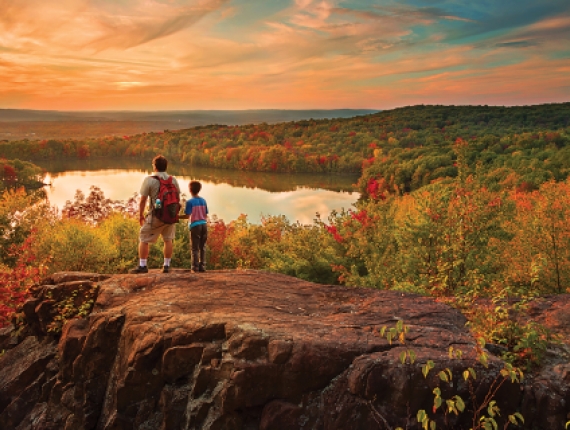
[153, 176, 180, 224]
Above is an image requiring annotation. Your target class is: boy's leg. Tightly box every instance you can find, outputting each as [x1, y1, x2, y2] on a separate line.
[199, 225, 208, 268]
[190, 227, 200, 271]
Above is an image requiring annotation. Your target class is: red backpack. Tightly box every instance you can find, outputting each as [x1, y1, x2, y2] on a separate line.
[153, 176, 181, 224]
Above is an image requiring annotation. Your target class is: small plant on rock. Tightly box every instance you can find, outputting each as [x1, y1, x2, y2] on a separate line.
[371, 321, 526, 430]
[46, 284, 99, 334]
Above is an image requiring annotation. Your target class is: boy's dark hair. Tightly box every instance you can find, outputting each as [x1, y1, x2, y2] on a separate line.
[190, 181, 202, 195]
[153, 155, 168, 172]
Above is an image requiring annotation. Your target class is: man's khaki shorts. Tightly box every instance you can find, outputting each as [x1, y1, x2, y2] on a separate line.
[139, 214, 176, 243]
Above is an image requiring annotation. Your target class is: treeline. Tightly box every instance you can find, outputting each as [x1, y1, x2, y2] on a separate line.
[0, 158, 44, 191]
[0, 103, 569, 181]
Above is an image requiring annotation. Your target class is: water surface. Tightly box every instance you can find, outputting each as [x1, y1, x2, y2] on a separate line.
[36, 159, 360, 224]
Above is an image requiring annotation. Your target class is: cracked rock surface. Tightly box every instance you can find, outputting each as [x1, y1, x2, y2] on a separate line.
[1, 270, 568, 429]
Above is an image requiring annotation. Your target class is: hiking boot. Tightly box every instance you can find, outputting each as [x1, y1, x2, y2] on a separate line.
[198, 263, 206, 273]
[162, 265, 170, 273]
[192, 266, 199, 273]
[129, 265, 148, 274]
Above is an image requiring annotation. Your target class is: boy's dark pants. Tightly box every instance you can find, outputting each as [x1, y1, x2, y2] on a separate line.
[190, 224, 208, 269]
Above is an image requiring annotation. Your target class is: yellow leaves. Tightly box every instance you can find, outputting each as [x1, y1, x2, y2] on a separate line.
[380, 320, 409, 345]
[448, 346, 463, 359]
[446, 395, 465, 415]
[463, 367, 476, 381]
[33, 214, 139, 274]
[438, 368, 453, 383]
[399, 349, 416, 365]
[478, 352, 489, 368]
[486, 400, 499, 418]
[416, 409, 436, 430]
[509, 412, 524, 426]
[500, 362, 524, 383]
[422, 360, 435, 378]
[433, 387, 443, 411]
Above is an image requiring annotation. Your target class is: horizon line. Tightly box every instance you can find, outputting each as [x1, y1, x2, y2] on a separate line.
[1, 101, 569, 114]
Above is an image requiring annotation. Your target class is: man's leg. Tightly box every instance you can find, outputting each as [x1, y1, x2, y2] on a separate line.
[130, 240, 150, 273]
[130, 215, 155, 273]
[160, 223, 176, 272]
[139, 242, 150, 259]
[164, 240, 173, 259]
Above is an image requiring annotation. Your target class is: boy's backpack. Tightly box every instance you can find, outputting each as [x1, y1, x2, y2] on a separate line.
[153, 176, 180, 224]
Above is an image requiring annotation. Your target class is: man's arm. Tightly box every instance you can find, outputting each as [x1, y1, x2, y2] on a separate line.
[139, 195, 148, 226]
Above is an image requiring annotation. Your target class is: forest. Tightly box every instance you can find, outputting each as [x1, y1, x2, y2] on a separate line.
[1, 103, 570, 370]
[1, 103, 569, 191]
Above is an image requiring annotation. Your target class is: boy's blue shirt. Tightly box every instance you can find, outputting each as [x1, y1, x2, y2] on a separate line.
[185, 196, 208, 229]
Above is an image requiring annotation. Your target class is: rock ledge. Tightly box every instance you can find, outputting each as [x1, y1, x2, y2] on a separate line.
[1, 270, 569, 429]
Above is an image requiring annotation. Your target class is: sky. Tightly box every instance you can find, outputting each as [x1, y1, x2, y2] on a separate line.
[1, 0, 569, 110]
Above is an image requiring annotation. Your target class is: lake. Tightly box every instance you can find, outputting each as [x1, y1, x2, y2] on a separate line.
[35, 158, 360, 224]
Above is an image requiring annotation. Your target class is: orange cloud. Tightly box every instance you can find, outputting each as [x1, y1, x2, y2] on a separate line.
[0, 1, 568, 110]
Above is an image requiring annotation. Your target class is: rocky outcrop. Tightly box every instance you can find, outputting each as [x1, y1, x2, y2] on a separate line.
[1, 270, 569, 429]
[518, 296, 570, 429]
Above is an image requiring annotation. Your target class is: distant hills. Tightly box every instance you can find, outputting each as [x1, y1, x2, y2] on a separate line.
[0, 109, 378, 124]
[0, 109, 378, 141]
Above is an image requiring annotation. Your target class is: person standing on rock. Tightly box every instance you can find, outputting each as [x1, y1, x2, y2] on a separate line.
[130, 155, 181, 274]
[181, 180, 208, 272]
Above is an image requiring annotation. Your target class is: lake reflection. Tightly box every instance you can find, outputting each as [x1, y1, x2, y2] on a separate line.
[37, 159, 360, 224]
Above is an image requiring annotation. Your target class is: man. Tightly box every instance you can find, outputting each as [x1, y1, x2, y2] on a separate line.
[130, 155, 181, 274]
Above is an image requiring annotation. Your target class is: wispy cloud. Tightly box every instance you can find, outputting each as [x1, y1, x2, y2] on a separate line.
[0, 0, 230, 51]
[87, 0, 230, 50]
[495, 41, 537, 49]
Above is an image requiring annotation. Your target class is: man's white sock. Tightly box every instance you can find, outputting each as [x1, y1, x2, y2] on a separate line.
[164, 258, 171, 266]
[140, 259, 147, 267]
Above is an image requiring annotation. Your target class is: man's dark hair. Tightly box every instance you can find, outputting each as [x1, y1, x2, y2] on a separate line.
[190, 181, 202, 195]
[153, 155, 168, 172]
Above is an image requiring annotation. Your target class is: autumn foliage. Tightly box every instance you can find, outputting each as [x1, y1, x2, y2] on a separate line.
[0, 233, 45, 327]
[1, 103, 569, 369]
[1, 104, 569, 183]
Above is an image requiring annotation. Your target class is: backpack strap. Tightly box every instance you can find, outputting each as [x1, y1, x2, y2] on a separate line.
[153, 175, 172, 184]
[150, 175, 165, 209]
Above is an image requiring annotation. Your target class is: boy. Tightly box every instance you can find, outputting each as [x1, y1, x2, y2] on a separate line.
[184, 181, 208, 272]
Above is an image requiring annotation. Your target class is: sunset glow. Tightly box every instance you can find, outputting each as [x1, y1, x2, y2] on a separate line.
[1, 0, 569, 110]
